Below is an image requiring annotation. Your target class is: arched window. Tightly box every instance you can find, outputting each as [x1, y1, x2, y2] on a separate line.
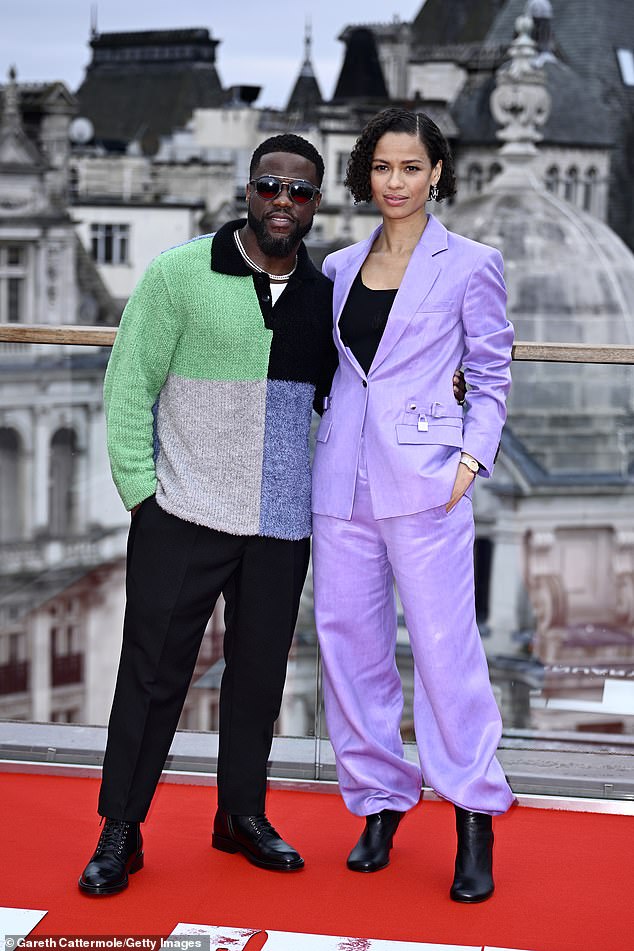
[544, 165, 560, 194]
[564, 166, 579, 204]
[467, 163, 484, 194]
[0, 428, 22, 541]
[49, 428, 78, 536]
[583, 167, 598, 212]
[488, 162, 503, 183]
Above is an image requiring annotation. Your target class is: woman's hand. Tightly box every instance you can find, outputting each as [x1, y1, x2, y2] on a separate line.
[445, 462, 475, 513]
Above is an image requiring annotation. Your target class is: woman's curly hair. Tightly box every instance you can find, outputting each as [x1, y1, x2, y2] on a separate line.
[344, 108, 457, 204]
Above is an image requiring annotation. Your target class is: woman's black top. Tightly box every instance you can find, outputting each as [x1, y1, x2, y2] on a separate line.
[338, 271, 398, 375]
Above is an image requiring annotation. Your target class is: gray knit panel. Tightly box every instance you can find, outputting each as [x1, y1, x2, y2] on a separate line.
[154, 375, 266, 535]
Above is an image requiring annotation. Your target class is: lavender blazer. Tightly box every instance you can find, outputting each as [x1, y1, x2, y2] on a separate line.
[311, 214, 514, 519]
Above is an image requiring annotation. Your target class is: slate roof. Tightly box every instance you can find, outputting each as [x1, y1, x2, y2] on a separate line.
[453, 58, 613, 147]
[486, 0, 634, 119]
[332, 28, 389, 102]
[411, 0, 505, 46]
[76, 29, 226, 149]
[485, 0, 634, 247]
[286, 60, 323, 120]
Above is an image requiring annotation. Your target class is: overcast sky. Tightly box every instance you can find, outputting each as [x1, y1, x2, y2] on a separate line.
[1, 0, 424, 109]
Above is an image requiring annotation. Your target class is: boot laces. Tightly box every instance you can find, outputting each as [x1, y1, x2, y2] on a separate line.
[95, 819, 133, 856]
[247, 815, 277, 839]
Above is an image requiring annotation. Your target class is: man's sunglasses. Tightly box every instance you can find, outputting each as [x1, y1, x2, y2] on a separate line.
[250, 175, 321, 205]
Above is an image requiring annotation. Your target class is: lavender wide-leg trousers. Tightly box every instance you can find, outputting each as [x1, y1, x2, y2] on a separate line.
[313, 443, 514, 817]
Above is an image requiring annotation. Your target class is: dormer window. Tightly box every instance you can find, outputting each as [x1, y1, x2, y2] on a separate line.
[616, 49, 634, 86]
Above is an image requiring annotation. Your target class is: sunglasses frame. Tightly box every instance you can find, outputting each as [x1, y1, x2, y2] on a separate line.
[249, 175, 321, 205]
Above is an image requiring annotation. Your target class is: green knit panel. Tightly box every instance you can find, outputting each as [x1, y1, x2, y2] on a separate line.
[162, 238, 272, 381]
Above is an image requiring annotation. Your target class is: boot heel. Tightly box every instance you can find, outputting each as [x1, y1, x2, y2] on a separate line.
[129, 851, 144, 874]
[450, 807, 494, 903]
[212, 834, 240, 854]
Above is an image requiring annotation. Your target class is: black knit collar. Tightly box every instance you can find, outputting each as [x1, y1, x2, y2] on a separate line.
[210, 218, 319, 281]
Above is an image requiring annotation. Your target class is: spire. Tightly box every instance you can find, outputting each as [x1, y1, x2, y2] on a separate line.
[90, 4, 98, 39]
[3, 66, 21, 134]
[489, 10, 551, 181]
[301, 19, 314, 76]
[285, 19, 323, 120]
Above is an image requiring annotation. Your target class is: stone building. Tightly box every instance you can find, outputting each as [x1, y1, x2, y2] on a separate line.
[358, 0, 634, 250]
[0, 68, 129, 724]
[443, 14, 634, 735]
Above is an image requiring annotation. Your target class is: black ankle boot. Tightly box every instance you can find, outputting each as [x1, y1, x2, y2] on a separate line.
[347, 809, 404, 872]
[78, 818, 143, 895]
[212, 809, 304, 871]
[450, 806, 494, 903]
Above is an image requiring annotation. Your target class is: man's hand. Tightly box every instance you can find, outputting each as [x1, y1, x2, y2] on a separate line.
[445, 463, 475, 513]
[130, 504, 141, 519]
[453, 368, 466, 404]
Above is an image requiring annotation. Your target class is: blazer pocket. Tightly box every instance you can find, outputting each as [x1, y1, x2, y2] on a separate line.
[396, 418, 463, 448]
[315, 416, 333, 443]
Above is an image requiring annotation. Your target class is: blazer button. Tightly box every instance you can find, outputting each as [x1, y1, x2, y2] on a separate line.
[362, 380, 367, 388]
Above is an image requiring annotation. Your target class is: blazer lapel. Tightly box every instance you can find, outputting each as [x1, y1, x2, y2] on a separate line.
[332, 225, 381, 374]
[370, 214, 449, 375]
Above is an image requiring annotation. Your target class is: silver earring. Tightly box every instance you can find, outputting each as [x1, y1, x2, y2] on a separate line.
[430, 183, 439, 202]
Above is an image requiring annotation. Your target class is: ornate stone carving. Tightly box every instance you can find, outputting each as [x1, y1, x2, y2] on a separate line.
[524, 530, 567, 646]
[490, 13, 551, 157]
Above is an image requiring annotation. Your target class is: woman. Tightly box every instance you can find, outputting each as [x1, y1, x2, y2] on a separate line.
[311, 108, 515, 902]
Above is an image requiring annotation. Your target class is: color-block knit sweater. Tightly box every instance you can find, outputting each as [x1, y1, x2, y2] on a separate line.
[104, 220, 335, 540]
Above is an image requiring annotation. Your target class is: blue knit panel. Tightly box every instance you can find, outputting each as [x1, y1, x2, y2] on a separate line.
[259, 379, 315, 540]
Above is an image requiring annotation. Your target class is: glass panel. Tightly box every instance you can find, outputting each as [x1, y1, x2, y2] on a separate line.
[0, 344, 319, 755]
[314, 360, 634, 799]
[0, 340, 632, 799]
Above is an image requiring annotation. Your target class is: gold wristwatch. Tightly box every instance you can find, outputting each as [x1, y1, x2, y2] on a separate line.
[459, 452, 479, 473]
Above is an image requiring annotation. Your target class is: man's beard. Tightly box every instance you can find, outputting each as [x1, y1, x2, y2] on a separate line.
[248, 207, 313, 258]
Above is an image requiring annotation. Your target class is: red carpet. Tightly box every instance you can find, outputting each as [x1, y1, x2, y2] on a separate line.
[1, 771, 632, 951]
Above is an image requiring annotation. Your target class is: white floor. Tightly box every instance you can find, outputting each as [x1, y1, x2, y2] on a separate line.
[0, 908, 539, 951]
[172, 923, 538, 951]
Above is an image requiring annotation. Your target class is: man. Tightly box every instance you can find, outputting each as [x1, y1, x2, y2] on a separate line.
[79, 134, 336, 895]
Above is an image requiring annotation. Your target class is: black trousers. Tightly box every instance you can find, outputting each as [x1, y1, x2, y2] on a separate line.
[98, 496, 310, 822]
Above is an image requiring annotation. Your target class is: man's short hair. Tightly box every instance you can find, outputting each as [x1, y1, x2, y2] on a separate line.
[249, 134, 325, 186]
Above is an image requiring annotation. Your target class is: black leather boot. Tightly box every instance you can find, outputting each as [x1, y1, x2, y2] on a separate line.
[347, 809, 404, 872]
[450, 806, 494, 902]
[212, 809, 304, 871]
[78, 818, 143, 895]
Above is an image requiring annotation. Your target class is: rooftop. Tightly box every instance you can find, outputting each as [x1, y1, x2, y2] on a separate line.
[76, 28, 226, 149]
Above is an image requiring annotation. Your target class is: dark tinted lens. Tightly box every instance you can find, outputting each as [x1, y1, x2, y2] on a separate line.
[255, 177, 281, 200]
[289, 181, 317, 204]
